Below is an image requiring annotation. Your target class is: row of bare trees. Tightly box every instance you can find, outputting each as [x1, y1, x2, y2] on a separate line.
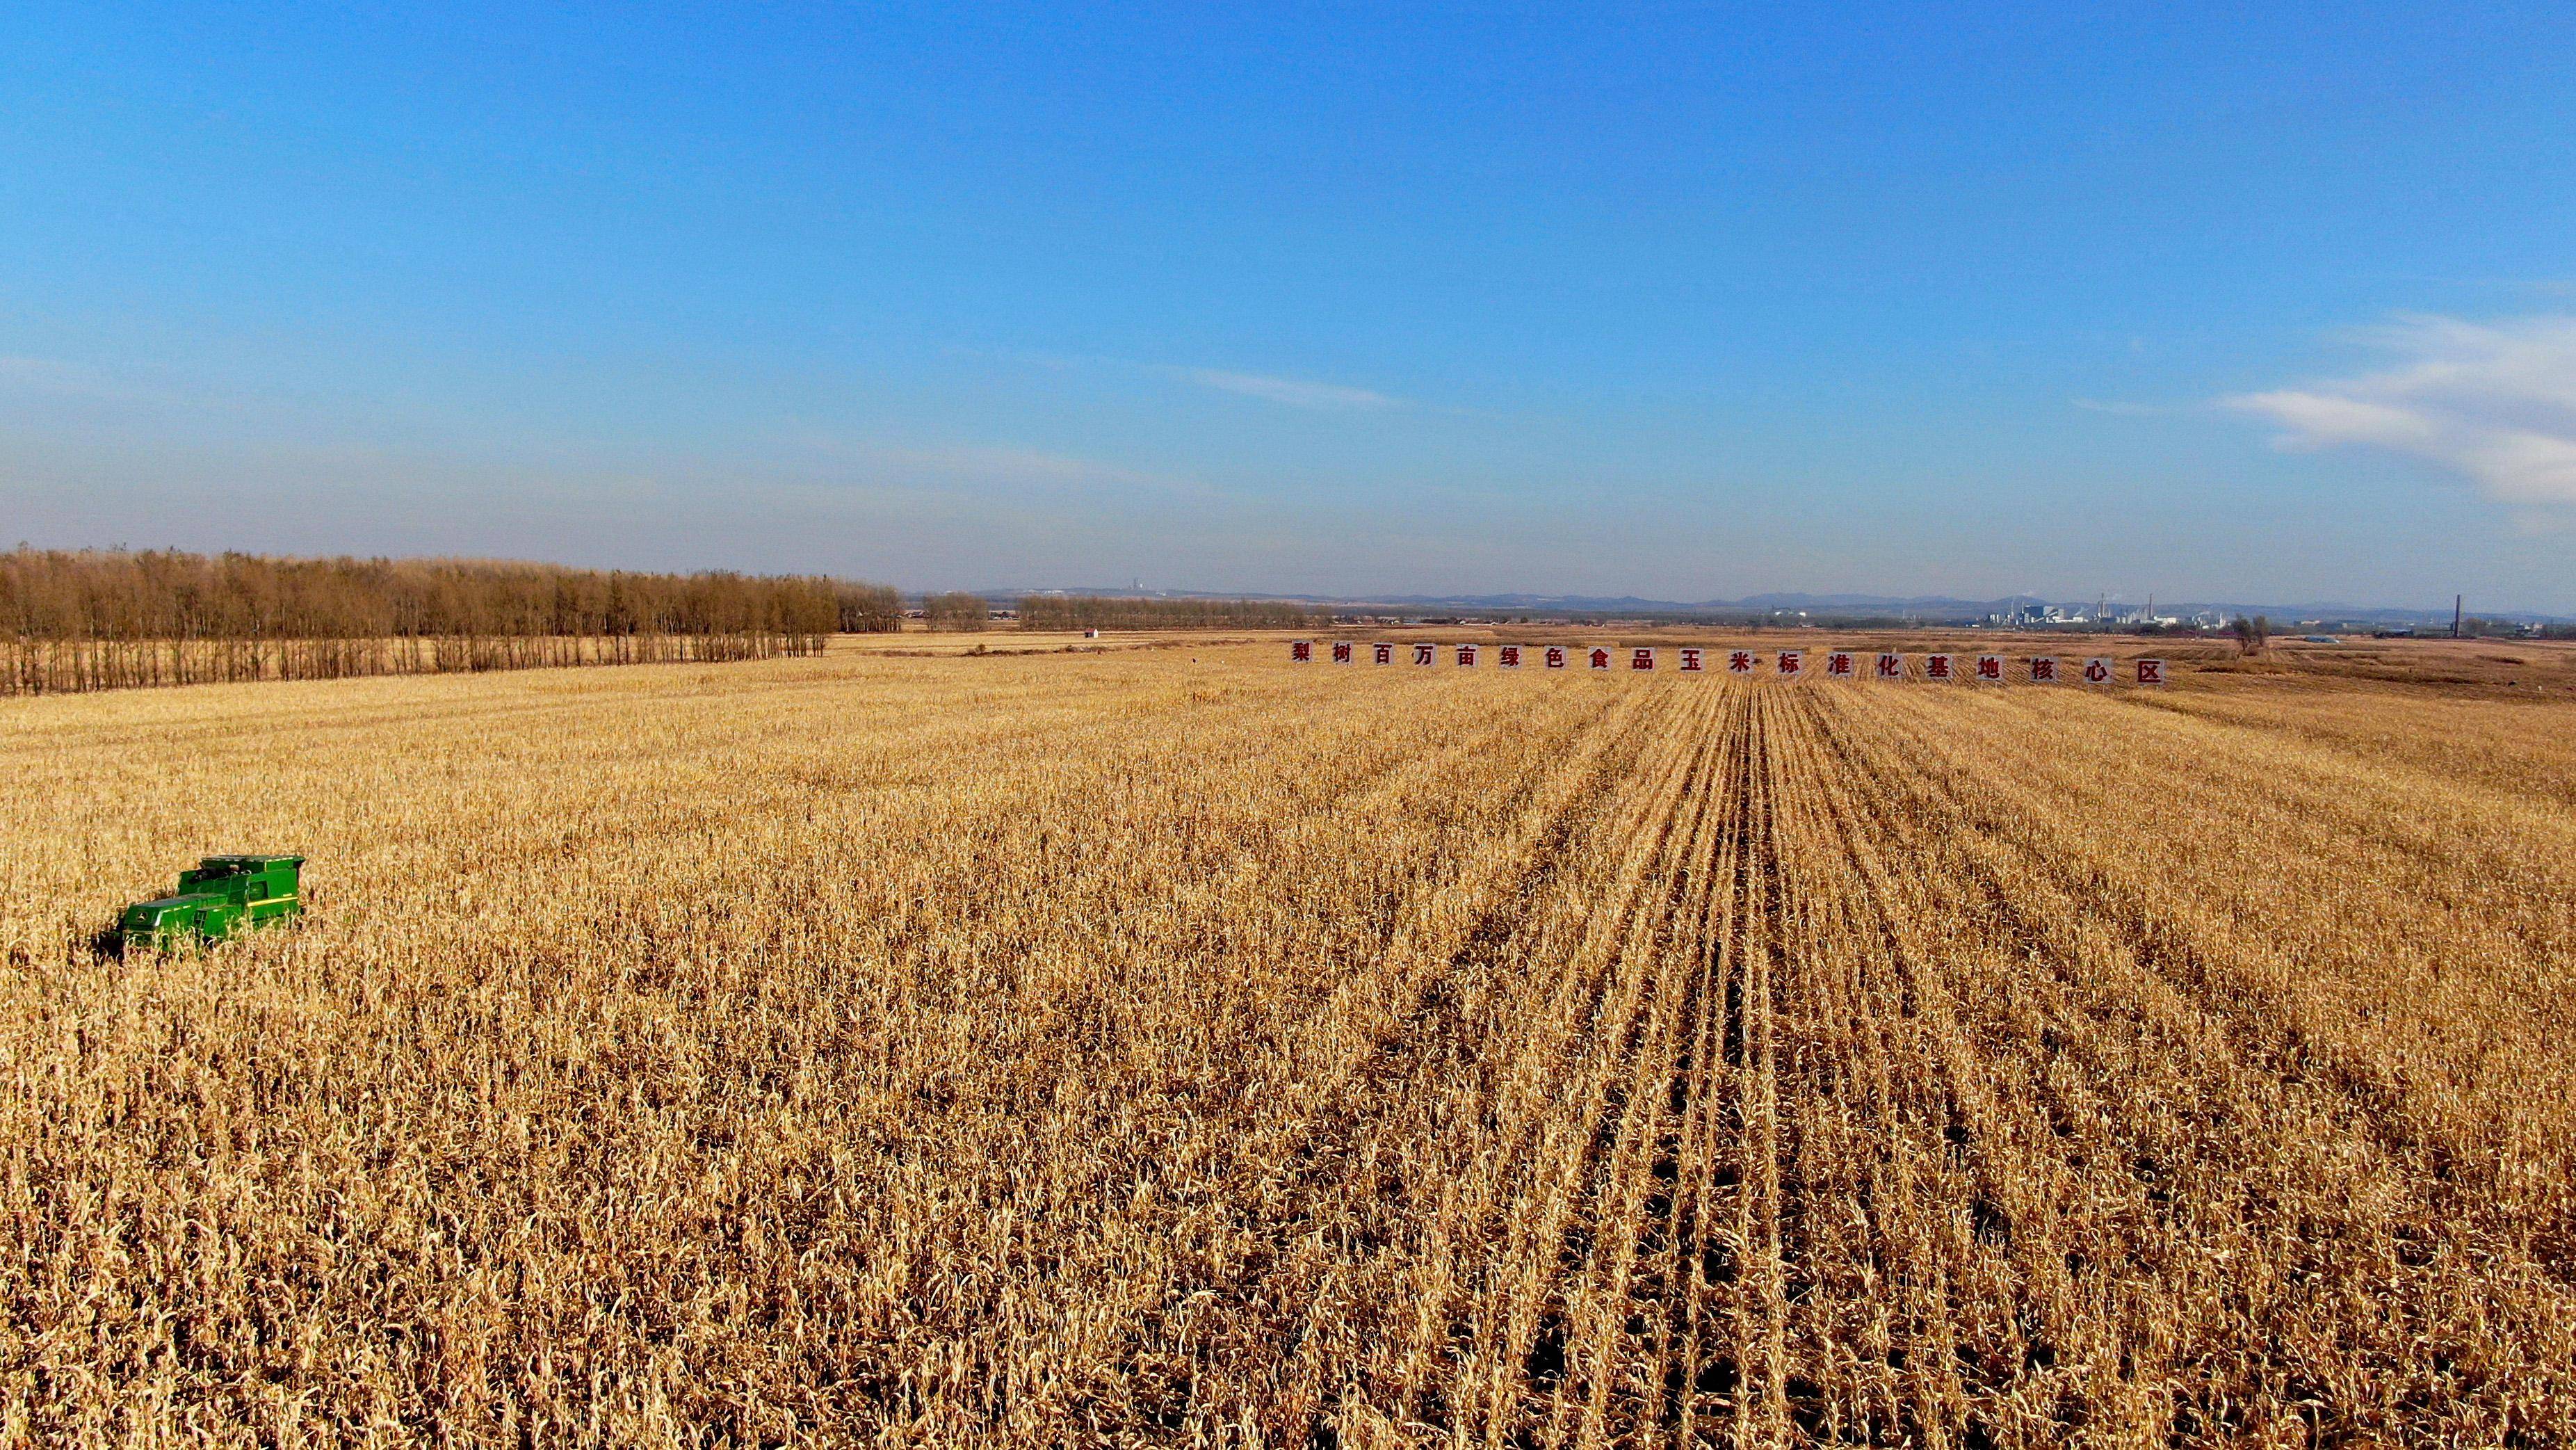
[923, 593, 994, 631]
[836, 583, 905, 634]
[1, 549, 898, 695]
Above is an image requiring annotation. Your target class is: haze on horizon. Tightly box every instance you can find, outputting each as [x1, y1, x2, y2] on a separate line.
[4, 5, 2573, 612]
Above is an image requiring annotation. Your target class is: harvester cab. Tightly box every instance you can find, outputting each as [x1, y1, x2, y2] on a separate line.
[118, 855, 305, 951]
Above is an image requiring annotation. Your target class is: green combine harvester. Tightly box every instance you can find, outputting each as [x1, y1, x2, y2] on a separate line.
[118, 855, 305, 951]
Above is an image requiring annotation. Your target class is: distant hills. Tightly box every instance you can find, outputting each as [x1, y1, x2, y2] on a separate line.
[985, 586, 2568, 627]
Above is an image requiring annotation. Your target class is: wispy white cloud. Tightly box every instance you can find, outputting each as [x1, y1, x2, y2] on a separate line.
[1176, 368, 1407, 411]
[868, 442, 1164, 488]
[953, 344, 1413, 412]
[781, 433, 1215, 498]
[0, 353, 298, 421]
[0, 355, 133, 400]
[2227, 314, 2576, 510]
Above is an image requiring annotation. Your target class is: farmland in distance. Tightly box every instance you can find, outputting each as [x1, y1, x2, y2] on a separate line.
[3, 636, 2573, 1445]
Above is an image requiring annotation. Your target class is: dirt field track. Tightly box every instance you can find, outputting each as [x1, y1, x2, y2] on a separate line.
[5, 636, 2573, 1446]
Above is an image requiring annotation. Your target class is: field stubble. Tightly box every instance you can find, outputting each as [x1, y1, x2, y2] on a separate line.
[2, 641, 2571, 1446]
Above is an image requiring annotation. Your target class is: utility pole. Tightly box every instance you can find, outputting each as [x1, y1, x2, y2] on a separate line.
[2454, 594, 2463, 638]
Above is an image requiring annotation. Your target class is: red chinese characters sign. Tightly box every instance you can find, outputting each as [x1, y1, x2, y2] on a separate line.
[1275, 642, 2173, 686]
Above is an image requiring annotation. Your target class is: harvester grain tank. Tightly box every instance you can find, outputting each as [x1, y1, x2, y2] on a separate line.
[118, 855, 305, 951]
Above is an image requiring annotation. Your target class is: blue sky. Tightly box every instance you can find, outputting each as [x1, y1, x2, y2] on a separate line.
[4, 4, 2573, 609]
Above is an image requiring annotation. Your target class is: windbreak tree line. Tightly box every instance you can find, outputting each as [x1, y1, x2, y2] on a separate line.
[922, 593, 992, 631]
[834, 583, 905, 634]
[1, 549, 900, 695]
[1014, 595, 1328, 631]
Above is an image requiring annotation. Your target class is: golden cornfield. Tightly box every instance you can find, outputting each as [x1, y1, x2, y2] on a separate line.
[4, 637, 2573, 1446]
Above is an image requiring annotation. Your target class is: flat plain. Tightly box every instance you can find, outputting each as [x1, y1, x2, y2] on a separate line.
[4, 635, 2573, 1447]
